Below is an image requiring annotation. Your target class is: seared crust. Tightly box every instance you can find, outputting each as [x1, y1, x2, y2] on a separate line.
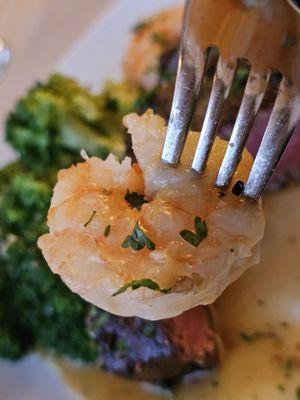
[86, 305, 218, 384]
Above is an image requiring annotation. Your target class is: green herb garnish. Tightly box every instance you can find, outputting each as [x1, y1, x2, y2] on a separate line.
[104, 225, 111, 237]
[83, 211, 97, 227]
[180, 216, 208, 247]
[122, 222, 155, 251]
[112, 278, 170, 297]
[125, 189, 148, 211]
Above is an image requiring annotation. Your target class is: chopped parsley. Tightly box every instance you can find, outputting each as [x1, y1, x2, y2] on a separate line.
[104, 225, 110, 237]
[232, 180, 245, 196]
[122, 222, 155, 251]
[125, 189, 148, 211]
[112, 278, 170, 297]
[180, 216, 208, 247]
[83, 210, 97, 227]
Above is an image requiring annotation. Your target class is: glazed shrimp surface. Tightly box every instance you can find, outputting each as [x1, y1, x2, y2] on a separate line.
[38, 110, 264, 320]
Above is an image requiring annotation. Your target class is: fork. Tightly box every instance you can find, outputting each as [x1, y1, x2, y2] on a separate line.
[161, 0, 300, 200]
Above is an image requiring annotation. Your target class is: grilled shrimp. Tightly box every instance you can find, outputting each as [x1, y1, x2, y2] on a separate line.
[38, 110, 264, 320]
[124, 6, 183, 90]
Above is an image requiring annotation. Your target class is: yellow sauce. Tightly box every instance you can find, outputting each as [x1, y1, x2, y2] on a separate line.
[58, 186, 300, 399]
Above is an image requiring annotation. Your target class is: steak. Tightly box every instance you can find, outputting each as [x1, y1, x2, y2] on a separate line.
[86, 306, 218, 385]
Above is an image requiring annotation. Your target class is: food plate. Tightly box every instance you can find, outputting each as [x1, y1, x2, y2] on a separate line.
[0, 0, 300, 399]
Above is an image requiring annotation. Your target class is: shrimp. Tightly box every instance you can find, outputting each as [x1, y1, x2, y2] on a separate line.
[123, 6, 183, 90]
[38, 110, 265, 320]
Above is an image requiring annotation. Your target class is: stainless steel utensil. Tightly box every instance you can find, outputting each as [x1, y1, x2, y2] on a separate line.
[162, 0, 300, 199]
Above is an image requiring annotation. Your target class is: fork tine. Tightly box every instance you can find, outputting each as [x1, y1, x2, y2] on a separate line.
[244, 79, 299, 200]
[215, 72, 269, 188]
[161, 55, 206, 166]
[192, 59, 236, 173]
[161, 0, 208, 166]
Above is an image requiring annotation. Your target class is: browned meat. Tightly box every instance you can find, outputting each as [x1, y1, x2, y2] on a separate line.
[86, 306, 218, 385]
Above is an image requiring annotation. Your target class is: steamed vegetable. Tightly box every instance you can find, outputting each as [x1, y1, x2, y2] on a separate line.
[0, 162, 98, 360]
[6, 74, 128, 171]
[0, 74, 135, 361]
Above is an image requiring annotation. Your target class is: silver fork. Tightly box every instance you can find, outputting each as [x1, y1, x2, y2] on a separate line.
[161, 0, 300, 200]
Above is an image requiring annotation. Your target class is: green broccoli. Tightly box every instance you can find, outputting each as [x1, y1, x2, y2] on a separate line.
[0, 162, 98, 361]
[0, 74, 140, 362]
[6, 74, 127, 171]
[0, 172, 51, 243]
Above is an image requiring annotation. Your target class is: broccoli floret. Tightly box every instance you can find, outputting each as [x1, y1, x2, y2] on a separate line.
[6, 74, 126, 171]
[0, 171, 51, 243]
[0, 162, 24, 185]
[0, 327, 24, 360]
[0, 163, 98, 361]
[0, 241, 97, 361]
[0, 74, 140, 362]
[103, 81, 139, 115]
